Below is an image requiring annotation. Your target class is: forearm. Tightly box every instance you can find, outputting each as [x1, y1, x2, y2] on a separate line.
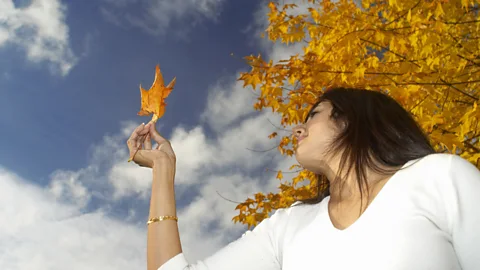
[147, 161, 182, 270]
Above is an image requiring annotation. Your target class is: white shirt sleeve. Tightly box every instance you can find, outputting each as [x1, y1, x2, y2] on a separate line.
[158, 207, 289, 270]
[447, 155, 480, 270]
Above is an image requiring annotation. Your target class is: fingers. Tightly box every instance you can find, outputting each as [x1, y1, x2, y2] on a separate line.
[127, 123, 145, 152]
[144, 133, 152, 150]
[128, 122, 173, 166]
[147, 122, 167, 145]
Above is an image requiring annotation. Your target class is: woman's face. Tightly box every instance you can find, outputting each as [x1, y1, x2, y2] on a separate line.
[293, 101, 342, 173]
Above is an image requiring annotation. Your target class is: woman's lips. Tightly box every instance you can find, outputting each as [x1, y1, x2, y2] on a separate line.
[297, 136, 305, 143]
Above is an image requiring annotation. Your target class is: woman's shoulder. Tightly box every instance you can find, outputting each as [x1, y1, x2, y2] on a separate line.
[244, 199, 326, 239]
[285, 199, 327, 216]
[405, 153, 470, 172]
[261, 199, 326, 226]
[401, 153, 480, 193]
[408, 152, 450, 164]
[271, 199, 328, 229]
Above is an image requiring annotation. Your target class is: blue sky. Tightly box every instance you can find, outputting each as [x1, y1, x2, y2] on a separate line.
[0, 0, 307, 269]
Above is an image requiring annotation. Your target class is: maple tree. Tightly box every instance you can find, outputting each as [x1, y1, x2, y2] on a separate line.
[128, 65, 176, 162]
[235, 0, 480, 228]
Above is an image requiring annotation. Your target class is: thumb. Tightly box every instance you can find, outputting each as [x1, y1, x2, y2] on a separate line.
[148, 122, 165, 143]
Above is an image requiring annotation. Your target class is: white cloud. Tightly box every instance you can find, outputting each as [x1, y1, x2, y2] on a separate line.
[0, 0, 77, 75]
[201, 76, 258, 132]
[0, 168, 76, 236]
[0, 28, 9, 44]
[213, 112, 283, 170]
[100, 0, 226, 37]
[109, 163, 153, 200]
[0, 168, 146, 270]
[48, 168, 91, 208]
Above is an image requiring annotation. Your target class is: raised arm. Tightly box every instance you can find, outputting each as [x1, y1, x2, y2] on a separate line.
[128, 122, 286, 270]
[147, 161, 182, 269]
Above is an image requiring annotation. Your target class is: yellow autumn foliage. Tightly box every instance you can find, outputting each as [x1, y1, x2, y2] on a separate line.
[235, 0, 480, 229]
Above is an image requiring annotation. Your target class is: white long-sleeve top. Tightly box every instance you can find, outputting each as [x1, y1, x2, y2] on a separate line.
[159, 153, 480, 270]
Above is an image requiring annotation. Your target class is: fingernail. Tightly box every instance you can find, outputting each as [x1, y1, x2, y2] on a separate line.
[142, 123, 145, 126]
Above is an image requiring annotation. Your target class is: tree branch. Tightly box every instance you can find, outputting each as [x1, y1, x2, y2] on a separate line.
[383, 58, 426, 64]
[384, 0, 422, 26]
[464, 140, 480, 153]
[359, 38, 421, 68]
[439, 78, 479, 101]
[246, 145, 279, 153]
[368, 79, 480, 87]
[442, 88, 450, 110]
[267, 117, 292, 132]
[216, 191, 242, 204]
[409, 94, 429, 113]
[314, 70, 405, 75]
[458, 54, 480, 68]
[453, 100, 475, 105]
[443, 19, 480, 25]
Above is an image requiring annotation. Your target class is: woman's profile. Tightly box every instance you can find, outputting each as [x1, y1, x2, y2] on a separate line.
[127, 87, 480, 270]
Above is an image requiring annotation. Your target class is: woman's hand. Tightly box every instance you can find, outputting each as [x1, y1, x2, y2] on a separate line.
[127, 122, 176, 169]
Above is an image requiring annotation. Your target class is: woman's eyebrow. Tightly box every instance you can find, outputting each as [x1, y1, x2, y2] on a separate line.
[305, 108, 319, 121]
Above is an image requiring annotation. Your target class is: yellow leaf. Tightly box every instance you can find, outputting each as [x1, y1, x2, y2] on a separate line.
[138, 65, 176, 123]
[268, 132, 278, 139]
[268, 1, 277, 12]
[289, 164, 300, 170]
[245, 215, 257, 228]
[309, 7, 321, 23]
[278, 24, 288, 34]
[353, 66, 367, 79]
[277, 170, 284, 180]
[239, 73, 262, 89]
[434, 3, 444, 18]
[374, 31, 384, 43]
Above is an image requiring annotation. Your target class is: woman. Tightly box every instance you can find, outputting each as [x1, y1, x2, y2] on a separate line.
[127, 87, 480, 270]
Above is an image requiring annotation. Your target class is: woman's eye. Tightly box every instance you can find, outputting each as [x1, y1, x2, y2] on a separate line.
[306, 111, 318, 121]
[331, 111, 339, 119]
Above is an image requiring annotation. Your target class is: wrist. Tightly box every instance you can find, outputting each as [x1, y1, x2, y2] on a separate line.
[152, 154, 175, 167]
[152, 160, 175, 181]
[152, 159, 174, 169]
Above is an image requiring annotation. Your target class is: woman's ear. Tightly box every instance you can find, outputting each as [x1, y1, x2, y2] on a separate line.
[340, 119, 347, 129]
[333, 117, 347, 131]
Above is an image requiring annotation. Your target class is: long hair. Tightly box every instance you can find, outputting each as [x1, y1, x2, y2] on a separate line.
[298, 87, 436, 207]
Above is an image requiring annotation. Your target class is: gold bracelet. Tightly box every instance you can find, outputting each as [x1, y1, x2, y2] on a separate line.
[147, 215, 178, 225]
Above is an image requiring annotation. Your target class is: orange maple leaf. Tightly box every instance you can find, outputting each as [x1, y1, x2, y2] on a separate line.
[138, 65, 176, 123]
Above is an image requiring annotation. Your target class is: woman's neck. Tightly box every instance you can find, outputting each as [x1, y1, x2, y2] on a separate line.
[325, 160, 397, 204]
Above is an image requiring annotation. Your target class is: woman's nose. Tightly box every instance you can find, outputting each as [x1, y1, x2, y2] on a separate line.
[292, 125, 306, 138]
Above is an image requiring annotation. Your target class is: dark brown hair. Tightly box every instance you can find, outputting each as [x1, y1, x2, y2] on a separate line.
[298, 87, 436, 207]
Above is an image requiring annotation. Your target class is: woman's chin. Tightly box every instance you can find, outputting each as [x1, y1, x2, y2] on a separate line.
[294, 154, 312, 169]
[294, 144, 309, 161]
[295, 153, 325, 175]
